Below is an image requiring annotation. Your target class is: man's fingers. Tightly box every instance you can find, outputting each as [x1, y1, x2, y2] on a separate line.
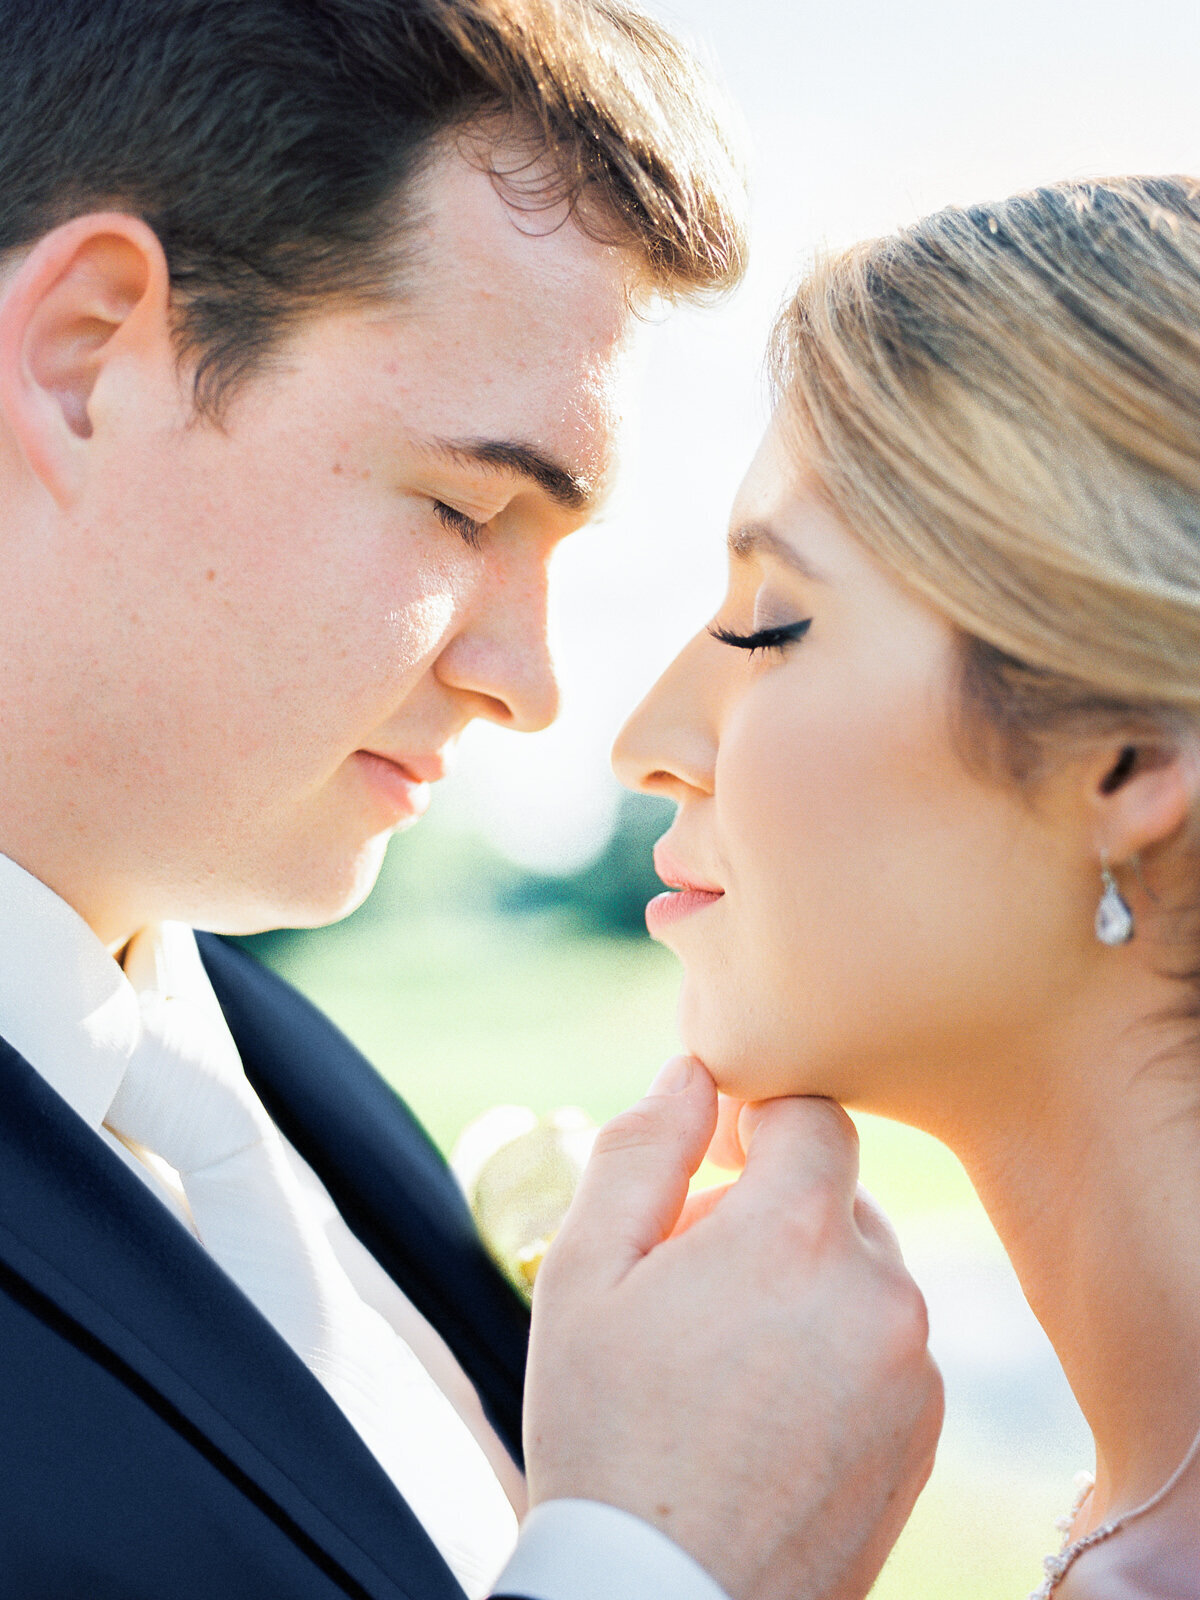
[543, 1056, 717, 1289]
[853, 1182, 905, 1266]
[724, 1095, 861, 1227]
[671, 1178, 734, 1238]
[706, 1091, 747, 1171]
[707, 1099, 906, 1270]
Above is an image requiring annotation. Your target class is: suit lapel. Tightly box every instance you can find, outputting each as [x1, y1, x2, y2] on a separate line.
[0, 1033, 466, 1600]
[197, 934, 530, 1466]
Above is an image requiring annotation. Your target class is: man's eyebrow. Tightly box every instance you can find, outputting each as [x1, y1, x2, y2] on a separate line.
[727, 522, 830, 583]
[418, 435, 596, 511]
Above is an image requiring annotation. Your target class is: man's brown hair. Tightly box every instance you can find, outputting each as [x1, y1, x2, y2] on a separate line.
[1, 0, 747, 413]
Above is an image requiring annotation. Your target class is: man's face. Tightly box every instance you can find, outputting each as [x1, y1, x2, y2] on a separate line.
[19, 151, 638, 941]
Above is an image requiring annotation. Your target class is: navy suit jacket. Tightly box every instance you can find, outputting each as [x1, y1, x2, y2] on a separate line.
[0, 934, 531, 1600]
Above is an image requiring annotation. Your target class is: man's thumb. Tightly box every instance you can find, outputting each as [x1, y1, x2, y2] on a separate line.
[545, 1056, 716, 1290]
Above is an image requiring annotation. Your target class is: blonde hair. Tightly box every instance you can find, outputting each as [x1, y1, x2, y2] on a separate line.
[772, 176, 1200, 780]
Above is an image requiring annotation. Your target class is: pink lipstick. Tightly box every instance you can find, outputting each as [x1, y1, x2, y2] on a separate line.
[646, 841, 724, 937]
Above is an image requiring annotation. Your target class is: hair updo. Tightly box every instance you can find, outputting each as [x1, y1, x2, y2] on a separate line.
[772, 175, 1200, 785]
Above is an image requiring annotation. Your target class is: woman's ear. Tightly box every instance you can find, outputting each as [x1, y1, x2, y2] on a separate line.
[0, 213, 172, 506]
[1089, 738, 1199, 864]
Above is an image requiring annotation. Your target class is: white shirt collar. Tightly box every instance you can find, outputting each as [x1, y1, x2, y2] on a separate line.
[0, 854, 526, 1590]
[0, 851, 207, 1129]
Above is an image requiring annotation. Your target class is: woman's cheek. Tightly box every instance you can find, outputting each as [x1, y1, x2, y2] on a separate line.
[718, 686, 826, 925]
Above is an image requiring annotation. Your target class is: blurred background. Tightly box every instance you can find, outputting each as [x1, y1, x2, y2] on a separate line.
[246, 2, 1200, 1592]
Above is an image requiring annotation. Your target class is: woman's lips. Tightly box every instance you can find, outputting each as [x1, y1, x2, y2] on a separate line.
[645, 885, 724, 936]
[646, 841, 724, 937]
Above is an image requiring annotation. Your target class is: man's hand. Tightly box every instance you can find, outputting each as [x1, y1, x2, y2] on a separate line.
[523, 1057, 943, 1600]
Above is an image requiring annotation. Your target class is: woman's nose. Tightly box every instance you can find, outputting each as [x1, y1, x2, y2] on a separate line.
[612, 629, 719, 802]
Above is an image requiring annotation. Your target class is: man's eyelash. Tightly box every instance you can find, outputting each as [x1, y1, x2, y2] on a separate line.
[432, 501, 485, 549]
[708, 619, 812, 657]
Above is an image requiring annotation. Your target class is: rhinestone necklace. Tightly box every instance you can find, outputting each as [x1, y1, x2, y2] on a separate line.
[1030, 1421, 1200, 1598]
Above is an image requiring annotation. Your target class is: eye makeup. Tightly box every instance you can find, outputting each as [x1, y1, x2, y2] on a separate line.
[708, 618, 812, 658]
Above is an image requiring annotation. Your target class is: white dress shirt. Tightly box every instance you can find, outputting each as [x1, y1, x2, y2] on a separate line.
[0, 852, 729, 1600]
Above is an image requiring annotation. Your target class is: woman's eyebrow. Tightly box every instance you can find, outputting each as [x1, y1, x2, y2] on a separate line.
[727, 521, 830, 583]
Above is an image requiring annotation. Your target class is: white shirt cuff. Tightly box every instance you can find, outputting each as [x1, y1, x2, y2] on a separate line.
[491, 1499, 733, 1600]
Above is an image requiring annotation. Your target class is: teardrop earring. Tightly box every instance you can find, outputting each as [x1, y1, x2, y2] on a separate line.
[1095, 853, 1134, 946]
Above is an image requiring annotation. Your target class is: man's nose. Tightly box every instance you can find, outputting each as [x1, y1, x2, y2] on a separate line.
[434, 574, 560, 733]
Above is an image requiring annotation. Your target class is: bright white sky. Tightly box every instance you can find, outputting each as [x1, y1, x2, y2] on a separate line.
[452, 0, 1200, 869]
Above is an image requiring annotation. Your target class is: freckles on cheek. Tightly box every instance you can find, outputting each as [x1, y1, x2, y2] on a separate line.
[380, 588, 458, 675]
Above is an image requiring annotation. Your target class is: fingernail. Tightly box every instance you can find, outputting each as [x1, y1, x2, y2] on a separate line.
[647, 1055, 694, 1096]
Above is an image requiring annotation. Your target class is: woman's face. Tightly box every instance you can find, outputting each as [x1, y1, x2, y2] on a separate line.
[613, 417, 1096, 1129]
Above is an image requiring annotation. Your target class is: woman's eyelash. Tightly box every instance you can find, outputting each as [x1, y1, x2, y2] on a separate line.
[432, 501, 485, 549]
[708, 618, 812, 657]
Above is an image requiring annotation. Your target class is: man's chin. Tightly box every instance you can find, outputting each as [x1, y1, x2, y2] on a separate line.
[198, 835, 392, 937]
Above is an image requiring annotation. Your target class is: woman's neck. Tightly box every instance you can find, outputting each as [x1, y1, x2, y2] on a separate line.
[931, 984, 1200, 1527]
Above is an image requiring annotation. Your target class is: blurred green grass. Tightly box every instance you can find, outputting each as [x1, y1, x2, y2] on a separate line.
[253, 898, 1062, 1598]
[259, 905, 983, 1213]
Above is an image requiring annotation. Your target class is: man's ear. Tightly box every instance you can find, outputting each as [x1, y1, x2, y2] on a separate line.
[1089, 738, 1200, 865]
[0, 213, 172, 506]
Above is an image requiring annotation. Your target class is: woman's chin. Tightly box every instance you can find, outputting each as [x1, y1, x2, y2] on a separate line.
[678, 1014, 830, 1103]
[676, 988, 873, 1106]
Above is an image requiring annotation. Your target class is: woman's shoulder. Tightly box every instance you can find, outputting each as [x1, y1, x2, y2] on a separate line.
[1056, 1495, 1200, 1600]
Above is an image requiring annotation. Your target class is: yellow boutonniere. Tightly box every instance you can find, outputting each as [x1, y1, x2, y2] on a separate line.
[451, 1105, 596, 1300]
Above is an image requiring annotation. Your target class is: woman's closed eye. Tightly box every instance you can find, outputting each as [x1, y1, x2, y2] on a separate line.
[708, 618, 812, 658]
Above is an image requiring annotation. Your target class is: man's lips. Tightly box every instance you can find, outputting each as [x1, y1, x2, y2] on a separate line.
[354, 749, 443, 822]
[371, 749, 447, 786]
[646, 840, 724, 937]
